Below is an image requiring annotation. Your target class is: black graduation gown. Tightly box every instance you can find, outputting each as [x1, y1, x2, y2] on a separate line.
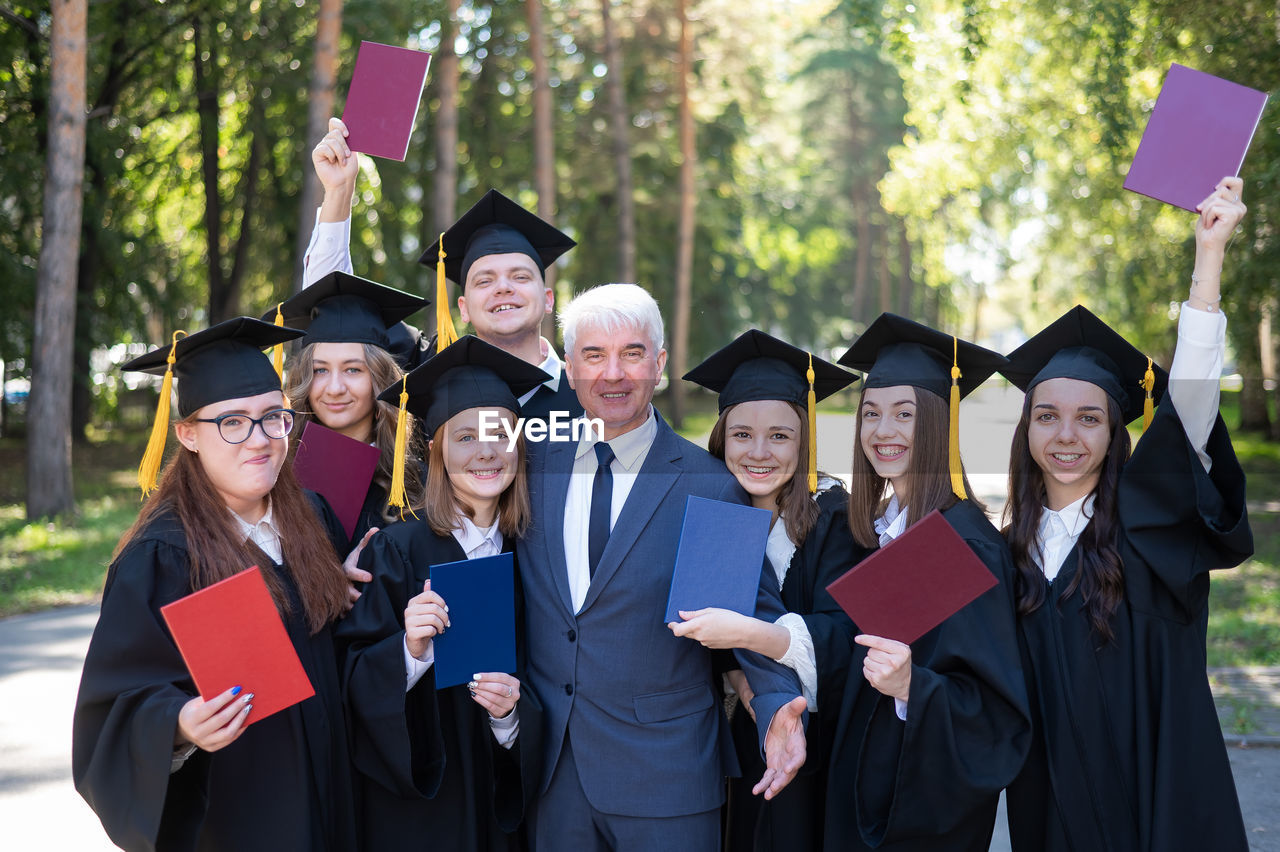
[350, 481, 389, 552]
[824, 499, 1031, 852]
[334, 519, 538, 852]
[518, 372, 584, 423]
[1005, 400, 1253, 852]
[72, 501, 356, 852]
[725, 485, 868, 852]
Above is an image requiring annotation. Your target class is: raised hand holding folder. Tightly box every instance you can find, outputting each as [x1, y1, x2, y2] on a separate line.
[160, 566, 314, 726]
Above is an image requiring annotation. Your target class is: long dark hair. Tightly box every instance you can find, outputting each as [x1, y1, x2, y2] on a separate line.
[707, 401, 822, 545]
[847, 387, 985, 548]
[1004, 390, 1130, 643]
[111, 419, 350, 634]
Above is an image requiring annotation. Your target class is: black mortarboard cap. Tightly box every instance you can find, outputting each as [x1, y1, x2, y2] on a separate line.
[1000, 305, 1169, 425]
[838, 313, 1006, 399]
[419, 189, 576, 286]
[377, 335, 550, 436]
[683, 329, 857, 412]
[264, 271, 428, 351]
[122, 317, 303, 418]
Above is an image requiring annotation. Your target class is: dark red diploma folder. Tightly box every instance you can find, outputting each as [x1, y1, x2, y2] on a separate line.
[160, 566, 314, 725]
[291, 420, 380, 542]
[341, 40, 432, 161]
[826, 509, 997, 645]
[1124, 63, 1268, 212]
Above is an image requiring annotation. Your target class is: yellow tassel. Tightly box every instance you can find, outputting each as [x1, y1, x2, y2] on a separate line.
[270, 301, 286, 382]
[806, 353, 817, 494]
[436, 233, 458, 354]
[386, 375, 418, 520]
[1141, 356, 1155, 433]
[948, 336, 966, 500]
[137, 330, 186, 497]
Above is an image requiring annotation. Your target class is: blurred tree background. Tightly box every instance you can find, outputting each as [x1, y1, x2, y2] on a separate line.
[3, 0, 1278, 515]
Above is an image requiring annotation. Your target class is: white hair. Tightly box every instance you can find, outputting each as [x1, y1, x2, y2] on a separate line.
[558, 283, 665, 355]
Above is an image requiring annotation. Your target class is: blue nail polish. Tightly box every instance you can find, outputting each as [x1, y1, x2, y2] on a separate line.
[230, 685, 242, 696]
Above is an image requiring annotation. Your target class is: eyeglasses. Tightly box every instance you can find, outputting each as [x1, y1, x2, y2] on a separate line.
[194, 408, 296, 444]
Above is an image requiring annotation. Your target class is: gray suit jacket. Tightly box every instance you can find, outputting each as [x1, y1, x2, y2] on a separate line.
[517, 410, 803, 818]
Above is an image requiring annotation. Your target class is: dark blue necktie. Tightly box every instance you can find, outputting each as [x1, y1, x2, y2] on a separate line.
[588, 442, 615, 579]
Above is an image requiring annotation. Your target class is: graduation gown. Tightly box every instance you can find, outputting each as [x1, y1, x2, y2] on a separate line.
[1005, 400, 1253, 852]
[725, 485, 868, 852]
[334, 519, 537, 852]
[72, 499, 356, 852]
[824, 499, 1031, 851]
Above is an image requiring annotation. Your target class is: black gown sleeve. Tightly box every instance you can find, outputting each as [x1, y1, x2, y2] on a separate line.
[853, 507, 1031, 848]
[72, 534, 211, 852]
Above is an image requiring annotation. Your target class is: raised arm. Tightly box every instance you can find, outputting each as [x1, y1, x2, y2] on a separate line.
[303, 117, 358, 286]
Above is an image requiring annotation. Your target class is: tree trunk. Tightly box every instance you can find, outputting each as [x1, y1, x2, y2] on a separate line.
[851, 184, 871, 326]
[193, 18, 227, 321]
[877, 217, 891, 315]
[601, 0, 636, 284]
[293, 0, 343, 294]
[1238, 319, 1271, 432]
[897, 225, 913, 317]
[433, 0, 462, 240]
[27, 0, 86, 520]
[527, 0, 558, 340]
[670, 0, 695, 429]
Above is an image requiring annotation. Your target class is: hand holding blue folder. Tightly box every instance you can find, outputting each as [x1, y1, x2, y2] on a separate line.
[428, 552, 516, 689]
[664, 496, 773, 624]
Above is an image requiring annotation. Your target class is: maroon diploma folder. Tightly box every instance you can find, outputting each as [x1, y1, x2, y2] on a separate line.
[826, 509, 997, 645]
[291, 420, 380, 542]
[1124, 63, 1268, 212]
[160, 566, 314, 726]
[341, 41, 433, 161]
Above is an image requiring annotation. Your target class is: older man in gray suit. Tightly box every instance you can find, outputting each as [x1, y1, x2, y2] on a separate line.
[517, 283, 807, 851]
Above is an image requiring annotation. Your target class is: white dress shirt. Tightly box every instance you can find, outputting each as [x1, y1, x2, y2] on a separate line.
[401, 516, 517, 748]
[228, 502, 283, 565]
[563, 408, 658, 613]
[1033, 494, 1095, 581]
[302, 210, 353, 286]
[519, 340, 567, 406]
[872, 493, 911, 721]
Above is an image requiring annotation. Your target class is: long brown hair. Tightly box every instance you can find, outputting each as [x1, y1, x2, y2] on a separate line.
[421, 411, 531, 539]
[111, 418, 350, 634]
[284, 341, 425, 520]
[1004, 391, 1129, 643]
[847, 387, 985, 548]
[708, 401, 822, 545]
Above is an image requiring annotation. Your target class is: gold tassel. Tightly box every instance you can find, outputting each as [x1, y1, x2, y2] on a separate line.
[948, 336, 966, 500]
[436, 233, 458, 353]
[386, 375, 418, 520]
[1141, 357, 1155, 433]
[806, 353, 817, 494]
[137, 330, 185, 497]
[270, 301, 286, 381]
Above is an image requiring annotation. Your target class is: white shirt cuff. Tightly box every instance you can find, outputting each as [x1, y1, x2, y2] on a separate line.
[403, 634, 434, 691]
[894, 697, 908, 721]
[302, 210, 354, 288]
[489, 707, 519, 749]
[774, 612, 818, 712]
[1169, 302, 1227, 471]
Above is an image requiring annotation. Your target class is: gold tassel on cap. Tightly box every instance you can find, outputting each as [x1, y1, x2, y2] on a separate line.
[806, 353, 818, 494]
[386, 375, 418, 520]
[137, 330, 186, 497]
[1141, 357, 1155, 433]
[436, 233, 459, 354]
[948, 336, 966, 500]
[270, 301, 286, 381]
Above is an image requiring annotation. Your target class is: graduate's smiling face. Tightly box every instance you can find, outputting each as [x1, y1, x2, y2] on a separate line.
[859, 385, 916, 494]
[433, 406, 518, 525]
[1027, 377, 1111, 508]
[308, 342, 376, 441]
[175, 390, 289, 520]
[459, 253, 553, 343]
[565, 322, 666, 440]
[721, 400, 802, 510]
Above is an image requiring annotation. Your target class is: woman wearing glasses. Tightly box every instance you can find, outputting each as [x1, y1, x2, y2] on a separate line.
[73, 318, 358, 851]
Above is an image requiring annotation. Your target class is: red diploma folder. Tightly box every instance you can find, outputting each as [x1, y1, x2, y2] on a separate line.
[341, 41, 432, 161]
[1124, 63, 1268, 212]
[291, 420, 380, 542]
[825, 509, 997, 645]
[160, 566, 314, 725]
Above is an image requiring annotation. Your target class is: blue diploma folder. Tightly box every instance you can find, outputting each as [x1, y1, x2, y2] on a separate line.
[428, 552, 516, 689]
[664, 496, 773, 624]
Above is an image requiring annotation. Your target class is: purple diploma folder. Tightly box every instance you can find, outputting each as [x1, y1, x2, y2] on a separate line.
[1124, 63, 1268, 212]
[291, 420, 380, 542]
[664, 496, 772, 624]
[341, 41, 432, 161]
